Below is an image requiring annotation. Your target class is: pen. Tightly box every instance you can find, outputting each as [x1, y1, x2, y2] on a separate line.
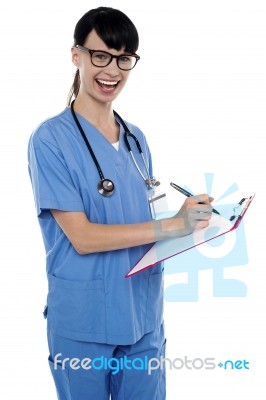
[170, 182, 220, 215]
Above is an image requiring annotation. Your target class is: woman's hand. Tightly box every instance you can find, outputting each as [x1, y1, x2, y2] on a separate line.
[154, 194, 214, 240]
[173, 194, 214, 235]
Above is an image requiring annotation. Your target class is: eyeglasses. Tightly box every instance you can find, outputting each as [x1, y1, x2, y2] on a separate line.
[75, 45, 140, 71]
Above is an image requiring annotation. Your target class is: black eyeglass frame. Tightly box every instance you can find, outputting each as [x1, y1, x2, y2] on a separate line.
[75, 45, 140, 71]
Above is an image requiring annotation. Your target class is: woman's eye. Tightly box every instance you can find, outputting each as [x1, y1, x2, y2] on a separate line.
[119, 56, 130, 63]
[94, 53, 109, 61]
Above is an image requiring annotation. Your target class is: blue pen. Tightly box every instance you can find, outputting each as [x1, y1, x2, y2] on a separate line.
[170, 182, 220, 215]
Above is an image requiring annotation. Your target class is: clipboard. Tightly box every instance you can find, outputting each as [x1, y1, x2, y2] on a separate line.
[126, 194, 255, 278]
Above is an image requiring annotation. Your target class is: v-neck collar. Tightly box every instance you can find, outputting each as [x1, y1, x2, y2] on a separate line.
[67, 107, 128, 161]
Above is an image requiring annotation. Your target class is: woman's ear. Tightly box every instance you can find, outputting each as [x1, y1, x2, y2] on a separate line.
[71, 46, 79, 67]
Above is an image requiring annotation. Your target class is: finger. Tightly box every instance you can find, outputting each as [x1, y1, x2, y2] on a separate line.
[195, 219, 211, 230]
[189, 212, 212, 221]
[196, 213, 212, 221]
[189, 194, 213, 204]
[188, 204, 213, 214]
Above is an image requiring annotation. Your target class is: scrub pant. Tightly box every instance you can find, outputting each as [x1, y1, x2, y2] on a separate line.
[47, 323, 166, 400]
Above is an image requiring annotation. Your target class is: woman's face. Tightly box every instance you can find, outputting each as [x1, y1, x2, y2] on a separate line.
[72, 29, 131, 104]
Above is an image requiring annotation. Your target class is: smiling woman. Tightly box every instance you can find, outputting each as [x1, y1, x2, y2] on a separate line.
[70, 29, 131, 110]
[27, 6, 212, 400]
[67, 7, 140, 107]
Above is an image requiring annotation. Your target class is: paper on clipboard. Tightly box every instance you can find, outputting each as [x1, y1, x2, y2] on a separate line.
[126, 195, 255, 278]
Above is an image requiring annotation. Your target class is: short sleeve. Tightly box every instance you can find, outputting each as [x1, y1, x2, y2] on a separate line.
[28, 128, 85, 218]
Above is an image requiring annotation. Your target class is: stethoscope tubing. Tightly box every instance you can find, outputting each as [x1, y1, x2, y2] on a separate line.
[70, 101, 105, 181]
[113, 110, 151, 183]
[70, 100, 157, 195]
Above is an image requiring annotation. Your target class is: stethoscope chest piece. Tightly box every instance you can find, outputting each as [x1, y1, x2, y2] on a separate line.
[97, 179, 115, 197]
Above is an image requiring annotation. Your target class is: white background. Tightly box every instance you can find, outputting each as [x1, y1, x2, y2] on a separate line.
[0, 0, 265, 398]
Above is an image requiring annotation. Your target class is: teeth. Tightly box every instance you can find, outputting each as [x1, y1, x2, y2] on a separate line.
[97, 80, 118, 86]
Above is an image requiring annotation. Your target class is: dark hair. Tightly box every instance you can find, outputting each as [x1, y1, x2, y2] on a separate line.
[67, 7, 139, 105]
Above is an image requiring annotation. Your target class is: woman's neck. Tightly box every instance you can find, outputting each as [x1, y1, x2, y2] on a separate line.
[73, 95, 119, 143]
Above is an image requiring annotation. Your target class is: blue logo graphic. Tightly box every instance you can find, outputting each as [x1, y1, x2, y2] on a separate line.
[163, 173, 249, 302]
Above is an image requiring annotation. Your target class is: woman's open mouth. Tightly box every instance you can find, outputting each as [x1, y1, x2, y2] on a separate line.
[96, 79, 120, 92]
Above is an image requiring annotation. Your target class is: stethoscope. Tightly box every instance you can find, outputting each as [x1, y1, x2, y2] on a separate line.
[70, 100, 160, 197]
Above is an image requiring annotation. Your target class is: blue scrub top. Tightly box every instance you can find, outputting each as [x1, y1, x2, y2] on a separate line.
[28, 108, 164, 345]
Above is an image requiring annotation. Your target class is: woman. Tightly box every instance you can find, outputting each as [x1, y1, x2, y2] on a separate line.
[28, 6, 213, 399]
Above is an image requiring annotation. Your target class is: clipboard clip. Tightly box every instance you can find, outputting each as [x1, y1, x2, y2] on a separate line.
[229, 195, 254, 224]
[229, 198, 247, 221]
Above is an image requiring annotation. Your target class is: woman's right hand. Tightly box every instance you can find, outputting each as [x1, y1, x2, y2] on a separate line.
[172, 194, 214, 237]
